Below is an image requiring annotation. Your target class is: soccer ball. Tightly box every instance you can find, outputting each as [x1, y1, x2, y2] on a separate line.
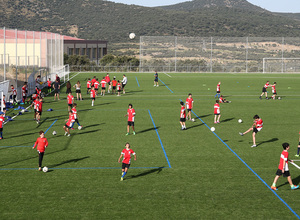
[21, 109, 25, 113]
[191, 118, 195, 122]
[129, 33, 136, 39]
[78, 126, 82, 130]
[238, 119, 243, 123]
[210, 127, 215, 132]
[52, 131, 57, 135]
[43, 166, 48, 172]
[278, 97, 281, 100]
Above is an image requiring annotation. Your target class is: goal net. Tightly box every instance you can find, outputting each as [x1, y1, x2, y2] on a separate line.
[263, 58, 300, 73]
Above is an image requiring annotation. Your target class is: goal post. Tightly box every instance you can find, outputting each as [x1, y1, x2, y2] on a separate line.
[263, 58, 300, 73]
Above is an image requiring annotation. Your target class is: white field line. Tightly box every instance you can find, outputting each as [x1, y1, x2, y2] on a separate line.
[163, 72, 172, 78]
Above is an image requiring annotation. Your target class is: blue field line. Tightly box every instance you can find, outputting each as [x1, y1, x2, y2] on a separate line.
[0, 166, 171, 171]
[135, 76, 140, 87]
[148, 109, 172, 168]
[158, 78, 173, 93]
[44, 119, 58, 134]
[191, 110, 300, 219]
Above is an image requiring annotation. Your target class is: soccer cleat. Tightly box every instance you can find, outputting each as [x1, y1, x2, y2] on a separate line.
[71, 128, 74, 130]
[266, 97, 269, 99]
[126, 133, 129, 136]
[67, 134, 71, 137]
[251, 145, 257, 148]
[120, 177, 123, 181]
[271, 186, 278, 191]
[0, 137, 2, 140]
[38, 167, 42, 171]
[214, 122, 217, 124]
[217, 121, 220, 123]
[133, 131, 136, 135]
[239, 132, 244, 136]
[64, 132, 68, 136]
[291, 185, 299, 190]
[259, 96, 262, 99]
[295, 154, 299, 157]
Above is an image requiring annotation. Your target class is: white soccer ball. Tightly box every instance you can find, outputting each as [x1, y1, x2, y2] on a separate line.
[278, 97, 281, 100]
[210, 127, 215, 132]
[78, 126, 82, 130]
[43, 166, 48, 172]
[191, 118, 195, 122]
[129, 33, 136, 39]
[21, 109, 25, 113]
[52, 131, 56, 135]
[238, 119, 243, 123]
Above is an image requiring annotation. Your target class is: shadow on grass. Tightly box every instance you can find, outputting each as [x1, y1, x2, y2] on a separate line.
[186, 123, 204, 130]
[138, 126, 159, 134]
[128, 167, 163, 179]
[196, 114, 212, 119]
[221, 117, 235, 123]
[257, 138, 279, 147]
[36, 117, 49, 128]
[277, 175, 300, 189]
[49, 156, 90, 168]
[83, 123, 105, 129]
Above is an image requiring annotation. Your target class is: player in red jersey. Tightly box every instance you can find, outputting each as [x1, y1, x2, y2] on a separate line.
[9, 85, 17, 105]
[219, 95, 231, 103]
[100, 77, 106, 96]
[64, 111, 75, 137]
[125, 104, 136, 135]
[87, 78, 91, 94]
[271, 82, 277, 100]
[90, 86, 96, 106]
[105, 73, 111, 93]
[270, 143, 299, 190]
[185, 93, 194, 121]
[36, 97, 43, 124]
[214, 100, 221, 124]
[111, 77, 117, 95]
[47, 78, 51, 93]
[117, 80, 122, 96]
[239, 115, 263, 148]
[21, 82, 27, 104]
[180, 101, 186, 130]
[94, 78, 100, 96]
[32, 130, 48, 171]
[259, 81, 270, 99]
[67, 92, 74, 111]
[31, 95, 40, 121]
[70, 103, 82, 130]
[118, 142, 136, 181]
[214, 82, 221, 98]
[0, 111, 5, 139]
[91, 76, 96, 87]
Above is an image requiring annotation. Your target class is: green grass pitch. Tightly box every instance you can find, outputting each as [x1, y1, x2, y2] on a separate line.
[1, 72, 300, 219]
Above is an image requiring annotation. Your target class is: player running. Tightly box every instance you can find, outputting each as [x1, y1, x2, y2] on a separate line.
[32, 130, 48, 171]
[87, 78, 91, 94]
[214, 100, 221, 124]
[90, 86, 96, 106]
[185, 93, 194, 121]
[271, 82, 277, 100]
[271, 143, 299, 190]
[259, 81, 270, 99]
[70, 103, 82, 130]
[180, 101, 186, 130]
[154, 71, 159, 87]
[118, 142, 136, 181]
[239, 115, 263, 148]
[214, 82, 221, 98]
[64, 111, 75, 137]
[125, 104, 136, 135]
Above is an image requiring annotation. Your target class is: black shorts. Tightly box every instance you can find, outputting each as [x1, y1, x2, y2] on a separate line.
[216, 91, 220, 94]
[23, 96, 26, 100]
[122, 163, 131, 169]
[214, 113, 220, 115]
[113, 86, 116, 90]
[273, 92, 277, 95]
[154, 78, 158, 82]
[262, 87, 267, 92]
[95, 88, 98, 91]
[107, 82, 111, 85]
[0, 128, 3, 132]
[68, 104, 73, 107]
[102, 87, 106, 90]
[122, 83, 126, 88]
[3, 108, 6, 111]
[64, 124, 70, 129]
[55, 89, 60, 94]
[48, 86, 51, 89]
[253, 127, 261, 133]
[76, 90, 81, 93]
[187, 109, 191, 112]
[276, 169, 290, 177]
[128, 121, 134, 126]
[91, 98, 95, 100]
[180, 118, 186, 122]
[37, 111, 42, 116]
[118, 90, 121, 92]
[34, 109, 37, 113]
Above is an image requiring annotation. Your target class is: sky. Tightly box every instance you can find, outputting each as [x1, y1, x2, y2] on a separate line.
[110, 0, 300, 13]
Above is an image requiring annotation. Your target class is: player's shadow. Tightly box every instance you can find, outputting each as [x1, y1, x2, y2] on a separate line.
[36, 117, 49, 128]
[221, 117, 235, 123]
[128, 167, 163, 179]
[197, 114, 211, 118]
[49, 156, 90, 168]
[78, 109, 93, 112]
[256, 138, 279, 146]
[83, 123, 105, 129]
[186, 123, 204, 130]
[138, 126, 159, 134]
[6, 131, 37, 139]
[75, 129, 100, 135]
[276, 175, 300, 188]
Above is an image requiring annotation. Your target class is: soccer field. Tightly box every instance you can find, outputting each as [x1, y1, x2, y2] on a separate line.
[1, 72, 300, 219]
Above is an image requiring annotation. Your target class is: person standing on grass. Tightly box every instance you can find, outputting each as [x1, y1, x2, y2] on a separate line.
[180, 101, 186, 130]
[118, 142, 136, 181]
[125, 104, 136, 135]
[73, 81, 82, 101]
[112, 77, 117, 95]
[295, 132, 300, 157]
[239, 114, 263, 148]
[214, 82, 221, 98]
[91, 76, 96, 87]
[259, 81, 270, 99]
[100, 77, 106, 96]
[32, 130, 48, 171]
[154, 71, 159, 87]
[0, 111, 5, 139]
[67, 92, 74, 112]
[9, 85, 17, 105]
[117, 80, 122, 96]
[66, 81, 72, 94]
[214, 100, 221, 124]
[21, 82, 27, 104]
[90, 86, 96, 106]
[105, 73, 111, 93]
[47, 78, 52, 94]
[185, 93, 194, 121]
[94, 78, 100, 96]
[271, 82, 277, 100]
[271, 142, 299, 191]
[122, 74, 127, 94]
[87, 78, 91, 94]
[53, 79, 60, 101]
[36, 97, 43, 124]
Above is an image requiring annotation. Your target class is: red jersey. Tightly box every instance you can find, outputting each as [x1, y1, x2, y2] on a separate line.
[67, 94, 74, 105]
[90, 90, 96, 98]
[217, 83, 220, 92]
[0, 116, 4, 128]
[11, 87, 17, 95]
[66, 114, 75, 127]
[33, 99, 39, 110]
[33, 137, 48, 153]
[94, 81, 100, 89]
[180, 106, 186, 118]
[219, 97, 224, 103]
[214, 103, 220, 114]
[105, 75, 111, 83]
[278, 150, 289, 171]
[36, 88, 41, 95]
[22, 86, 27, 96]
[87, 81, 91, 89]
[272, 85, 276, 93]
[186, 97, 193, 110]
[264, 82, 269, 89]
[91, 78, 96, 86]
[2, 99, 6, 109]
[117, 83, 121, 90]
[47, 80, 51, 87]
[36, 100, 43, 112]
[127, 108, 136, 122]
[112, 80, 117, 87]
[101, 79, 106, 88]
[255, 118, 263, 129]
[72, 107, 77, 119]
[121, 148, 136, 164]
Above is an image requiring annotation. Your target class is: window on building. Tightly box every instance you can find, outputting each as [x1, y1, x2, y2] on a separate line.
[81, 48, 86, 56]
[92, 48, 96, 59]
[75, 48, 80, 55]
[87, 48, 91, 58]
[68, 48, 74, 55]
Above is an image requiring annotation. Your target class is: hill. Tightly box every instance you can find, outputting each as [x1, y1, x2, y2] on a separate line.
[1, 0, 300, 45]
